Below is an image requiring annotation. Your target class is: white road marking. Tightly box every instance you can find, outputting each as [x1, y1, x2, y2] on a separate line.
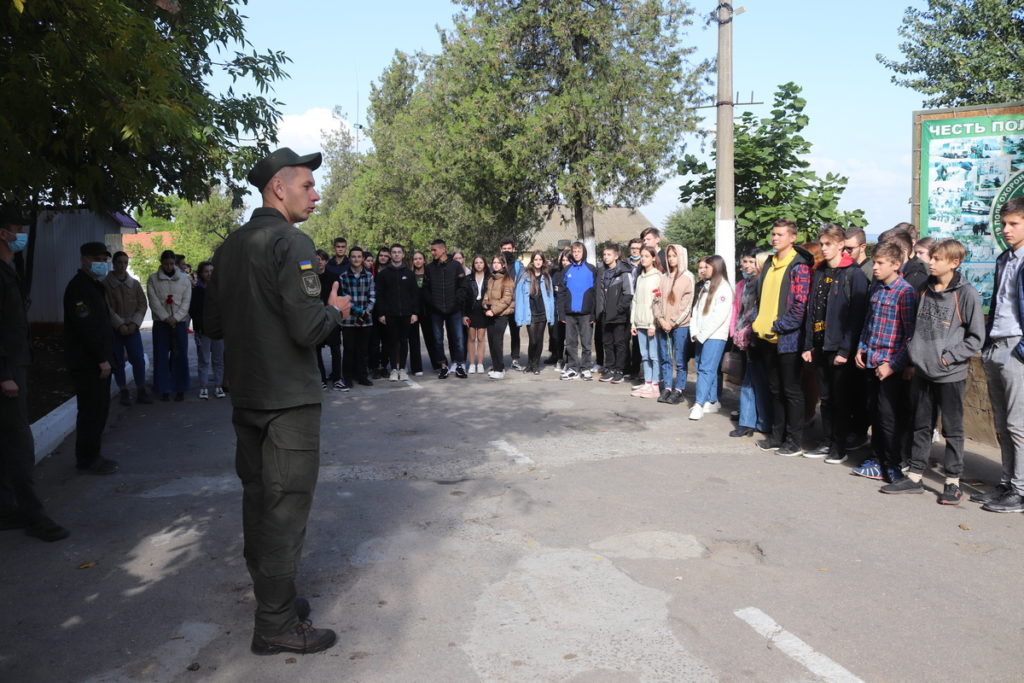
[490, 439, 535, 466]
[734, 607, 863, 683]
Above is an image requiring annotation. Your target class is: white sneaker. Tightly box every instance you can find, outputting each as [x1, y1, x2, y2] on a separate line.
[476, 364, 486, 374]
[398, 369, 408, 381]
[413, 371, 423, 376]
[199, 387, 209, 400]
[581, 369, 593, 380]
[488, 370, 505, 379]
[389, 369, 400, 381]
[689, 403, 704, 420]
[703, 402, 720, 414]
[467, 364, 476, 374]
[554, 361, 564, 372]
[214, 386, 226, 399]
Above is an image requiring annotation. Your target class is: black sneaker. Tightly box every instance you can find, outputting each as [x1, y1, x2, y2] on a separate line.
[981, 490, 1024, 513]
[845, 432, 870, 450]
[357, 378, 373, 386]
[729, 427, 754, 438]
[609, 372, 624, 384]
[251, 622, 337, 656]
[656, 388, 672, 403]
[880, 477, 924, 494]
[803, 443, 831, 459]
[598, 372, 613, 382]
[939, 483, 963, 505]
[438, 366, 450, 379]
[667, 389, 684, 405]
[77, 457, 119, 475]
[756, 438, 781, 452]
[777, 442, 804, 457]
[454, 364, 468, 378]
[511, 360, 523, 371]
[321, 381, 328, 390]
[824, 448, 848, 465]
[969, 484, 1010, 503]
[24, 516, 70, 542]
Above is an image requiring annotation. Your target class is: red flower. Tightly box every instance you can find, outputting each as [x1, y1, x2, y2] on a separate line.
[165, 294, 174, 305]
[652, 288, 662, 297]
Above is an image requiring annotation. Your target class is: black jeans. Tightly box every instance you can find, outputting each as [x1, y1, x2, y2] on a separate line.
[626, 334, 642, 376]
[549, 321, 566, 362]
[602, 322, 629, 373]
[909, 376, 966, 477]
[384, 315, 411, 371]
[407, 319, 425, 374]
[527, 321, 546, 368]
[868, 372, 910, 469]
[70, 368, 111, 469]
[487, 316, 509, 371]
[506, 314, 521, 361]
[756, 339, 804, 447]
[593, 314, 604, 367]
[341, 326, 371, 383]
[419, 309, 442, 369]
[811, 348, 853, 454]
[564, 313, 593, 372]
[0, 366, 44, 522]
[849, 366, 871, 438]
[317, 327, 341, 382]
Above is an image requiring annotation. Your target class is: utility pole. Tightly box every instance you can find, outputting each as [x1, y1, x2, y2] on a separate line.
[715, 2, 736, 283]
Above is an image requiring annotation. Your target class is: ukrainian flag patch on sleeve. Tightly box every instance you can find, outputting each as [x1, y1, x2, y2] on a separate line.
[299, 260, 313, 271]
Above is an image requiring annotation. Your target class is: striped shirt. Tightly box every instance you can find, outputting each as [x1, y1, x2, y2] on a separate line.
[858, 276, 917, 371]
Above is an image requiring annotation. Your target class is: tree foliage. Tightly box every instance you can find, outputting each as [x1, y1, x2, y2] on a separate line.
[0, 0, 289, 214]
[663, 204, 714, 266]
[877, 1, 1024, 108]
[677, 83, 866, 250]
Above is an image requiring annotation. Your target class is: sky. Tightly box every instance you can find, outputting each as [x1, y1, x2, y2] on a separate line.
[222, 0, 930, 237]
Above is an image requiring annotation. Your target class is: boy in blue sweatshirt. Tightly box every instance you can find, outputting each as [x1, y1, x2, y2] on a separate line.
[558, 241, 598, 380]
[880, 239, 983, 503]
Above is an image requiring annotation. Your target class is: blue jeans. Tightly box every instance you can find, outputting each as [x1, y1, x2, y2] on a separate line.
[694, 338, 726, 405]
[431, 310, 465, 365]
[637, 330, 660, 384]
[195, 332, 225, 387]
[112, 329, 146, 389]
[739, 349, 771, 432]
[656, 326, 689, 391]
[152, 321, 191, 393]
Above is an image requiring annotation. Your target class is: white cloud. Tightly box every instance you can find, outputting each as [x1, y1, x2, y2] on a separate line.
[275, 107, 353, 154]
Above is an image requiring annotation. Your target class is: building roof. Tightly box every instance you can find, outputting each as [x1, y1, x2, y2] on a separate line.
[123, 231, 174, 251]
[529, 205, 654, 251]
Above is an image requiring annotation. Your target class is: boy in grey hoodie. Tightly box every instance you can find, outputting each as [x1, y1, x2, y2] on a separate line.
[881, 239, 984, 503]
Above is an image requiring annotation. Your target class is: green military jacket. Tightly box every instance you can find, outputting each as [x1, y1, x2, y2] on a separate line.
[206, 207, 342, 410]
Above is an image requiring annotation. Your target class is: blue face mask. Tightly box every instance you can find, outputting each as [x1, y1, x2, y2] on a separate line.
[89, 261, 111, 277]
[7, 233, 27, 254]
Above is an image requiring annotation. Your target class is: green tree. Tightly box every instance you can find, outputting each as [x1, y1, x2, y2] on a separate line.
[450, 0, 709, 244]
[300, 109, 362, 249]
[677, 82, 866, 250]
[877, 1, 1024, 107]
[0, 0, 289, 214]
[663, 205, 714, 266]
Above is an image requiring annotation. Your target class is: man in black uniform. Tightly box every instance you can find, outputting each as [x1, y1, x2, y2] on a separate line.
[206, 148, 350, 656]
[64, 241, 118, 475]
[0, 211, 69, 541]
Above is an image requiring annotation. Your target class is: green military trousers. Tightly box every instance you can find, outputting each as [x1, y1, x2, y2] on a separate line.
[232, 403, 321, 637]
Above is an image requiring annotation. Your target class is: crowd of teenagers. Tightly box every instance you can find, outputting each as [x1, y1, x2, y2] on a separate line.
[309, 200, 1024, 514]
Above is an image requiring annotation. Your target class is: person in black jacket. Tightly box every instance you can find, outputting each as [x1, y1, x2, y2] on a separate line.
[800, 225, 869, 464]
[594, 244, 634, 383]
[315, 250, 345, 390]
[63, 242, 118, 475]
[375, 244, 420, 381]
[422, 239, 467, 378]
[0, 215, 69, 541]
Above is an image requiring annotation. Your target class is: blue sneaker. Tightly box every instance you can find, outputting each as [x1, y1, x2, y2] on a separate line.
[852, 459, 884, 480]
[885, 467, 906, 484]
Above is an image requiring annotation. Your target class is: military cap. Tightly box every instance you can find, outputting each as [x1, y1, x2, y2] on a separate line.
[247, 147, 323, 192]
[80, 241, 112, 257]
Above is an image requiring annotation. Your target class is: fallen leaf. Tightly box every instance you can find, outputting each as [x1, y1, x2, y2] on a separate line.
[959, 524, 971, 531]
[818, 568, 829, 572]
[78, 562, 97, 569]
[285, 657, 297, 664]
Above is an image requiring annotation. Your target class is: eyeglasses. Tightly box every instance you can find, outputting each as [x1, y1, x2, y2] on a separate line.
[842, 246, 857, 253]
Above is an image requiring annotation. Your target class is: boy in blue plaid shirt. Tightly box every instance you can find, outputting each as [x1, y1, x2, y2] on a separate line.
[854, 241, 918, 482]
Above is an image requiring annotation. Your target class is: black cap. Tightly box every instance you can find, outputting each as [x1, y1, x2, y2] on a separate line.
[247, 147, 323, 192]
[80, 242, 112, 258]
[0, 204, 28, 226]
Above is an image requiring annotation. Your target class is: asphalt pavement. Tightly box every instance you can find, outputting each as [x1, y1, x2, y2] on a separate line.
[2, 345, 1022, 682]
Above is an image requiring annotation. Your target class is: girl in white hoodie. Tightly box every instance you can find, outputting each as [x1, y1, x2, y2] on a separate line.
[630, 246, 664, 398]
[689, 255, 733, 420]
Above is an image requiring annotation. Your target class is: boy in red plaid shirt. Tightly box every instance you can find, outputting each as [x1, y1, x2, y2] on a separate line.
[854, 241, 918, 482]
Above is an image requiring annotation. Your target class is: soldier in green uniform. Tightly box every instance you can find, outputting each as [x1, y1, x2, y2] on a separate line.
[206, 148, 351, 656]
